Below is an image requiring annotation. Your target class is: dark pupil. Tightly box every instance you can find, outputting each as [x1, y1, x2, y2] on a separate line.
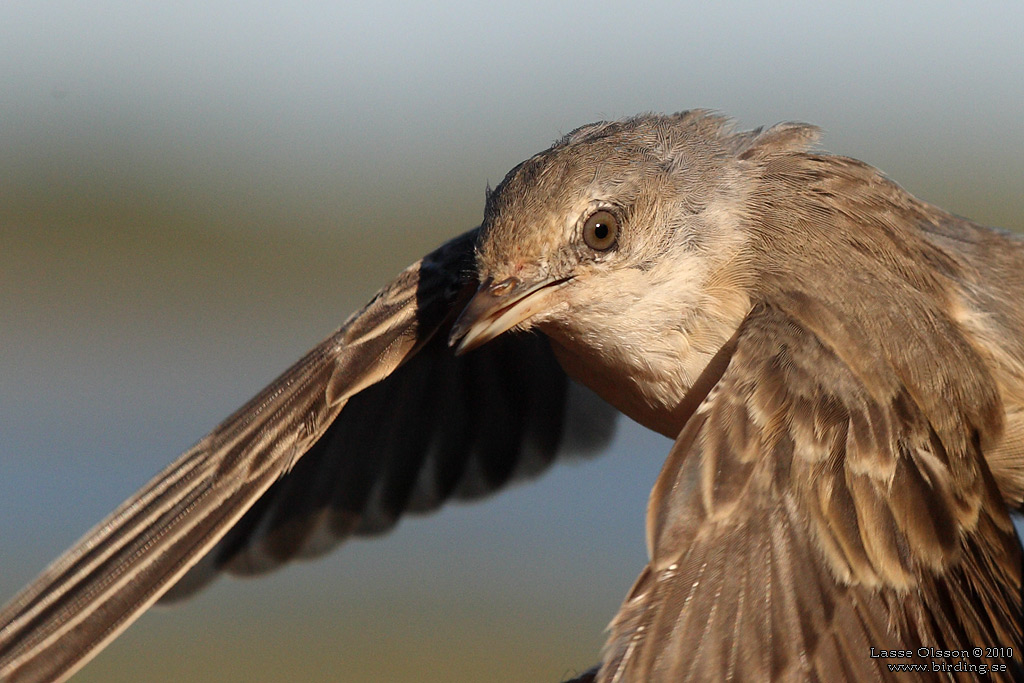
[593, 222, 609, 240]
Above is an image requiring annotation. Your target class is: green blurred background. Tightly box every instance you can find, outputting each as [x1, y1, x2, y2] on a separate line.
[1, 2, 1022, 681]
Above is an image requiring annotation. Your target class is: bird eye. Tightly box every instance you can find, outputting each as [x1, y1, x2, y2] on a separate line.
[582, 210, 619, 251]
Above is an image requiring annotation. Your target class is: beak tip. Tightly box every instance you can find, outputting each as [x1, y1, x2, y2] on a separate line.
[447, 322, 470, 354]
[449, 326, 481, 356]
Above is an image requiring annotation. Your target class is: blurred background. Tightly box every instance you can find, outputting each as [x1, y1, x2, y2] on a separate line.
[1, 2, 1022, 681]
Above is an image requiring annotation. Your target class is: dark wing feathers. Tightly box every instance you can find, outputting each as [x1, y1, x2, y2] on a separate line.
[170, 329, 609, 591]
[600, 304, 1022, 682]
[0, 227, 616, 682]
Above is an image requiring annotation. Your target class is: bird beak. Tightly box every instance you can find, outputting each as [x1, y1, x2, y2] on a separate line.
[449, 275, 570, 355]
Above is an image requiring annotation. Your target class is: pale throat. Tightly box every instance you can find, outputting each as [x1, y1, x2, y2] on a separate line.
[536, 264, 750, 438]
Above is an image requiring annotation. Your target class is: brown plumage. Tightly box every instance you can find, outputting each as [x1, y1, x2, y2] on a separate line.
[1, 111, 1022, 681]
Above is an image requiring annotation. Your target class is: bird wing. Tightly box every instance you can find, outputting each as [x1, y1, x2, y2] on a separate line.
[0, 227, 616, 683]
[600, 303, 1022, 682]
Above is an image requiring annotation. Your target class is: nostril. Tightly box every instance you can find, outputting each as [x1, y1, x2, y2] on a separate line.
[489, 277, 519, 296]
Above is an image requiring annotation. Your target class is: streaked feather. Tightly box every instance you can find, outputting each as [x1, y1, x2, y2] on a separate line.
[601, 305, 1022, 681]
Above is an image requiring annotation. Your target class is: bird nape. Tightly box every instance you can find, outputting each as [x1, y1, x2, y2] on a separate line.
[1, 111, 1022, 682]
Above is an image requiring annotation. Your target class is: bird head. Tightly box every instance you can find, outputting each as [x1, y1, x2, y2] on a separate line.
[449, 111, 789, 356]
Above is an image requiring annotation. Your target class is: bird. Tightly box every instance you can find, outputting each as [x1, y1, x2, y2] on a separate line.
[1, 110, 1023, 682]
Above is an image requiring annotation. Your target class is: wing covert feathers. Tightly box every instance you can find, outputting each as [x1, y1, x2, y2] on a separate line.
[600, 304, 1023, 682]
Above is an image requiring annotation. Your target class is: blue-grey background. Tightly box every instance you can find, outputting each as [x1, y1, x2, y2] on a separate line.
[2, 3, 1023, 681]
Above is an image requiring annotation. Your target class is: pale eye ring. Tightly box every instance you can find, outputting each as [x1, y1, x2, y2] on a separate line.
[582, 210, 619, 251]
